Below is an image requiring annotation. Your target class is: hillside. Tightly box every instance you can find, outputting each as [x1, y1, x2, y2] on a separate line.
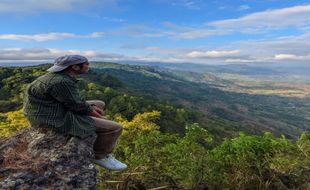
[90, 62, 310, 139]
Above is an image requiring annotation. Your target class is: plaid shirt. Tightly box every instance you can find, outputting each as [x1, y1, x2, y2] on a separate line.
[24, 72, 95, 138]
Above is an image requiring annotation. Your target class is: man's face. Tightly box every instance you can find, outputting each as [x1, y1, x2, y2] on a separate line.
[72, 62, 90, 75]
[80, 62, 90, 74]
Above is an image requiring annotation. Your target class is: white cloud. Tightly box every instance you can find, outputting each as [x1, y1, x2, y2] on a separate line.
[187, 50, 241, 58]
[172, 28, 230, 39]
[238, 5, 250, 11]
[274, 54, 298, 60]
[274, 54, 310, 61]
[102, 17, 125, 22]
[225, 58, 261, 63]
[0, 33, 77, 41]
[211, 5, 310, 31]
[0, 0, 115, 13]
[171, 0, 201, 10]
[88, 32, 105, 38]
[0, 48, 57, 60]
[0, 32, 104, 41]
[113, 25, 173, 38]
[160, 22, 231, 39]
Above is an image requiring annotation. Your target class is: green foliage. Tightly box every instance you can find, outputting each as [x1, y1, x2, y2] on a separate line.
[159, 124, 212, 188]
[206, 132, 309, 189]
[97, 113, 309, 190]
[0, 109, 30, 137]
[0, 66, 48, 111]
[99, 112, 212, 189]
[297, 132, 310, 157]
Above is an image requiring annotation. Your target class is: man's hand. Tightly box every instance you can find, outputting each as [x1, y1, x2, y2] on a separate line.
[89, 105, 106, 118]
[92, 105, 104, 115]
[89, 109, 102, 118]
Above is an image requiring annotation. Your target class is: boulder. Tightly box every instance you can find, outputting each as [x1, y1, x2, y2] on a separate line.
[0, 128, 97, 190]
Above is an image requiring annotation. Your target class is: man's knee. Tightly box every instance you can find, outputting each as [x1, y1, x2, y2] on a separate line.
[115, 123, 123, 133]
[87, 100, 105, 109]
[97, 100, 105, 108]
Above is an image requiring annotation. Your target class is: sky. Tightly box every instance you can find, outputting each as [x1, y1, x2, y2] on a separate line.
[0, 0, 309, 66]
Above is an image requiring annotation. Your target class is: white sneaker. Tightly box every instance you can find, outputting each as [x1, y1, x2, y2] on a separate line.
[94, 154, 127, 171]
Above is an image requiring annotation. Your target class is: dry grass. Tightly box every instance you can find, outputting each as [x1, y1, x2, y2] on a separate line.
[97, 166, 180, 190]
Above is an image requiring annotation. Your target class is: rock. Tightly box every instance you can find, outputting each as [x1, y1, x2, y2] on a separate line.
[0, 128, 98, 190]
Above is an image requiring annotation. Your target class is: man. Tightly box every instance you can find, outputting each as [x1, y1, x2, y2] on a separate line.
[24, 55, 127, 170]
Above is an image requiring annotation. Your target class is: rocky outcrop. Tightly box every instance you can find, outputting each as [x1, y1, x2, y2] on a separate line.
[0, 128, 97, 190]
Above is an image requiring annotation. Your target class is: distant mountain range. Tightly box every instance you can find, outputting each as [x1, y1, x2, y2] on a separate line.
[119, 61, 310, 77]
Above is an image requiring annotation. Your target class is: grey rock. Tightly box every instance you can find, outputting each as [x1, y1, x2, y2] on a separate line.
[0, 128, 98, 189]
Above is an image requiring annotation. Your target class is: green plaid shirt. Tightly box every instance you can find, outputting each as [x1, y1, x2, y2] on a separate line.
[24, 72, 95, 138]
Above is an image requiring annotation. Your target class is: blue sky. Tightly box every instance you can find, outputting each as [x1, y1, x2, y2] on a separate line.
[0, 0, 309, 66]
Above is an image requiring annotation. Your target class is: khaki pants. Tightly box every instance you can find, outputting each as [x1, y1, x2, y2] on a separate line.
[87, 100, 123, 159]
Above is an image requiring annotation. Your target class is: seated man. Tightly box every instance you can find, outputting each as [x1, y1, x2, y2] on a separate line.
[23, 55, 127, 170]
